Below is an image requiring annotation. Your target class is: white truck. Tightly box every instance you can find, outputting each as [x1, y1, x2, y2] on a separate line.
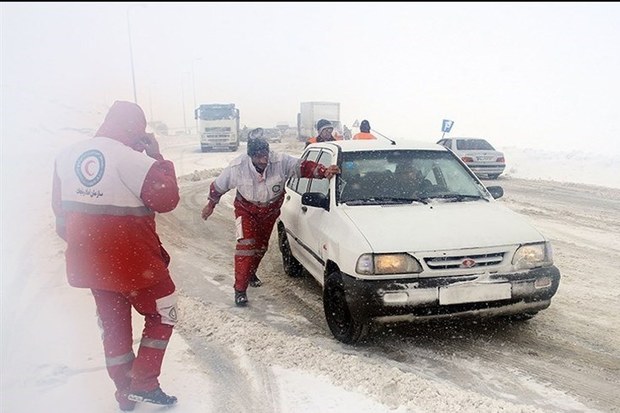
[194, 103, 240, 152]
[297, 101, 341, 142]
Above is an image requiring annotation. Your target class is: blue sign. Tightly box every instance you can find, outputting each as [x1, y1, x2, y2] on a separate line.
[442, 119, 454, 133]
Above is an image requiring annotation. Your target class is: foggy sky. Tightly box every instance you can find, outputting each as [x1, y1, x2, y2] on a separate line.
[2, 2, 619, 153]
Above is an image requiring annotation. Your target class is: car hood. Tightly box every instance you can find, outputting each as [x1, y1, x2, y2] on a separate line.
[341, 201, 544, 252]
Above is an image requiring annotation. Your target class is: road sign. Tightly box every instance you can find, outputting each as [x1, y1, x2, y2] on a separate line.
[442, 119, 454, 133]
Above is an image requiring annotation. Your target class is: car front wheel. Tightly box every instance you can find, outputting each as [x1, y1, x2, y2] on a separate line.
[323, 271, 368, 344]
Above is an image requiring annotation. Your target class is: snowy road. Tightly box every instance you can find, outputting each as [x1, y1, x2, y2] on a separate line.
[156, 137, 620, 413]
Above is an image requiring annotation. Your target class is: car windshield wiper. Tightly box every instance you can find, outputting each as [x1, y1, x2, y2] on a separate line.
[425, 194, 489, 202]
[343, 197, 428, 205]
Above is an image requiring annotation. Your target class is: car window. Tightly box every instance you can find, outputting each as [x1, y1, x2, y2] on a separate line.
[308, 150, 333, 195]
[288, 149, 321, 195]
[338, 150, 485, 203]
[456, 139, 495, 150]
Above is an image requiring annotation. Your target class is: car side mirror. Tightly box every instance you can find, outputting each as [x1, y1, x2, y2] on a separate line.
[302, 192, 329, 210]
[486, 186, 504, 199]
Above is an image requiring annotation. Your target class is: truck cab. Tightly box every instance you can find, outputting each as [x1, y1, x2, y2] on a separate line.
[195, 103, 240, 152]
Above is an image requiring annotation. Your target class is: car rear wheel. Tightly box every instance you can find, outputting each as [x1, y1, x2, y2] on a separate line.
[323, 271, 368, 344]
[278, 227, 304, 277]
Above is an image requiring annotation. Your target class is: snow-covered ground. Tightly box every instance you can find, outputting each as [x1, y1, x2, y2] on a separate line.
[1, 105, 619, 412]
[502, 145, 620, 189]
[1, 125, 620, 413]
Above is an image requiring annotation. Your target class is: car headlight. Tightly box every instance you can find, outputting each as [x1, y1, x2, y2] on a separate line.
[356, 253, 423, 275]
[512, 242, 553, 270]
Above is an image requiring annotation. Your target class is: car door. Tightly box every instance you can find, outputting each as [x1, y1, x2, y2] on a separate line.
[294, 148, 336, 279]
[281, 148, 321, 263]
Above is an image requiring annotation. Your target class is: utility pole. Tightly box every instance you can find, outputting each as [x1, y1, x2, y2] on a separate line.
[191, 58, 202, 135]
[126, 7, 139, 103]
[181, 76, 187, 135]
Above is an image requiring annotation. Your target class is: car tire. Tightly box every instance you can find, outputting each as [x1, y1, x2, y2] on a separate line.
[488, 174, 500, 179]
[323, 271, 369, 344]
[278, 227, 304, 278]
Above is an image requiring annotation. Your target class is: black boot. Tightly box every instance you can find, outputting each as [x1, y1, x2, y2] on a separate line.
[235, 290, 248, 307]
[127, 387, 177, 406]
[249, 274, 262, 287]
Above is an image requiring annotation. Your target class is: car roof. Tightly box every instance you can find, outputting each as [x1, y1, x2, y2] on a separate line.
[310, 139, 448, 153]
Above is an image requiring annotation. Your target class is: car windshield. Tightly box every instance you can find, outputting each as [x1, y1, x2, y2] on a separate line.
[337, 150, 488, 204]
[456, 139, 495, 150]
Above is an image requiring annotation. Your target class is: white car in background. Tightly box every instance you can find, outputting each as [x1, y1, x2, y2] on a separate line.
[263, 128, 283, 143]
[277, 140, 560, 344]
[437, 137, 505, 179]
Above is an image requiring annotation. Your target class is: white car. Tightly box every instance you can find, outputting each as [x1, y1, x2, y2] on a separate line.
[277, 140, 560, 344]
[263, 128, 282, 143]
[437, 137, 505, 179]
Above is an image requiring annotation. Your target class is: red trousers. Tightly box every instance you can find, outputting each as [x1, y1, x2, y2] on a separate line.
[91, 276, 177, 395]
[233, 195, 283, 292]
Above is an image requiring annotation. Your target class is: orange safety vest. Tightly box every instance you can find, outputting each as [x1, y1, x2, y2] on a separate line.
[353, 132, 377, 140]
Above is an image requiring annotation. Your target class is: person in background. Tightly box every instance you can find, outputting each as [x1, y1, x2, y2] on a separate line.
[305, 118, 338, 147]
[394, 162, 433, 195]
[51, 101, 180, 411]
[201, 128, 341, 307]
[343, 124, 353, 140]
[353, 119, 377, 140]
[333, 127, 344, 141]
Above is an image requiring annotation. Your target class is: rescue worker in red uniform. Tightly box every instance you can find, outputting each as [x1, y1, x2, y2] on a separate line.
[52, 101, 180, 411]
[201, 128, 341, 306]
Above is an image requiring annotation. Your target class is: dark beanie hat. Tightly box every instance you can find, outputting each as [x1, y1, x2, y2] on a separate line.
[247, 128, 270, 156]
[316, 119, 334, 134]
[360, 119, 371, 132]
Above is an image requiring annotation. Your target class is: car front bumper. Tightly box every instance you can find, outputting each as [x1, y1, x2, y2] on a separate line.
[341, 266, 560, 322]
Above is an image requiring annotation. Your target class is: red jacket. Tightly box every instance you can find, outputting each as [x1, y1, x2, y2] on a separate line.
[52, 101, 180, 292]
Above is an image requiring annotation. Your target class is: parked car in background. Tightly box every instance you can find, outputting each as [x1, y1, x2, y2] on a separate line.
[277, 140, 559, 344]
[263, 128, 283, 143]
[437, 137, 505, 179]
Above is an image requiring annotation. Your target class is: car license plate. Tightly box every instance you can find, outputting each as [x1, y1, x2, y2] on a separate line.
[439, 283, 511, 305]
[477, 155, 494, 161]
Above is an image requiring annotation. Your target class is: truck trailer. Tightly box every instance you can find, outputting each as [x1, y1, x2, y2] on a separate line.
[297, 101, 341, 142]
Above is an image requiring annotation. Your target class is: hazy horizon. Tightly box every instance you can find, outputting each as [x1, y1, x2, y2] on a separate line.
[2, 2, 619, 154]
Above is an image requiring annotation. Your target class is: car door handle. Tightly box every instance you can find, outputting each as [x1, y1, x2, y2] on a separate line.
[301, 206, 307, 213]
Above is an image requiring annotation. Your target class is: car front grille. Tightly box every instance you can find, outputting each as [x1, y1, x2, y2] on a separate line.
[424, 252, 505, 270]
